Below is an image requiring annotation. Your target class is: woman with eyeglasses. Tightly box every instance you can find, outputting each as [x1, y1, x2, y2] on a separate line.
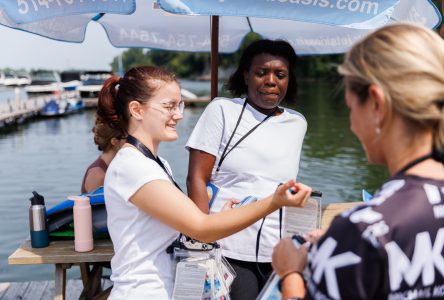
[272, 23, 444, 300]
[97, 65, 312, 299]
[186, 39, 306, 299]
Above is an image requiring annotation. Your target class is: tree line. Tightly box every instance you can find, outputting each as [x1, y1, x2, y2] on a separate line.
[110, 33, 343, 80]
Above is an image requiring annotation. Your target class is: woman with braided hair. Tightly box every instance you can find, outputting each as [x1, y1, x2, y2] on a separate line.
[81, 117, 126, 194]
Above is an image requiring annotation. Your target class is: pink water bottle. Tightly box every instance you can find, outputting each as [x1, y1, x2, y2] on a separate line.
[70, 196, 94, 252]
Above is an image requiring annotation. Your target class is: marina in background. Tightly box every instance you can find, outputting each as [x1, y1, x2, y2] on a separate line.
[0, 72, 211, 129]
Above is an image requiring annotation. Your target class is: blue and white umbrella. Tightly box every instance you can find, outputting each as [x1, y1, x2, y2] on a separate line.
[1, 0, 441, 53]
[0, 0, 441, 97]
[157, 0, 441, 54]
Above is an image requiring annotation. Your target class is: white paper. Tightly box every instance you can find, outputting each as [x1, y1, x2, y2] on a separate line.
[283, 197, 321, 238]
[172, 260, 207, 300]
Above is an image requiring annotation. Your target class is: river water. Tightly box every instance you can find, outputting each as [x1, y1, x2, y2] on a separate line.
[0, 80, 387, 282]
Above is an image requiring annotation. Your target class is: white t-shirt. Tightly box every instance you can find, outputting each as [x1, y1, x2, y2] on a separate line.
[186, 97, 307, 262]
[105, 147, 178, 299]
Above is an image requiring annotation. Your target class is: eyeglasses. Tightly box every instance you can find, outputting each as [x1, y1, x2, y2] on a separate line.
[149, 100, 185, 116]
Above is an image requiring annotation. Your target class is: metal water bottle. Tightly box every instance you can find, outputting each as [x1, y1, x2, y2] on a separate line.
[71, 196, 94, 252]
[29, 191, 49, 248]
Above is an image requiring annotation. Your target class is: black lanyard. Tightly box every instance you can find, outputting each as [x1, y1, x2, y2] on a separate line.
[255, 209, 282, 279]
[395, 153, 433, 176]
[126, 135, 182, 192]
[216, 99, 279, 173]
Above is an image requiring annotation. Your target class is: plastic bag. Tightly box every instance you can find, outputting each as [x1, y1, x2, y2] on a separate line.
[168, 235, 236, 300]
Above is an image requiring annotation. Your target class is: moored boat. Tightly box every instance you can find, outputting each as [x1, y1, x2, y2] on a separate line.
[40, 97, 85, 117]
[77, 70, 113, 107]
[25, 70, 63, 97]
[60, 70, 83, 92]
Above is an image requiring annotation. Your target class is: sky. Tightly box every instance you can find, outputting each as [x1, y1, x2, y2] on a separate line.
[0, 22, 126, 71]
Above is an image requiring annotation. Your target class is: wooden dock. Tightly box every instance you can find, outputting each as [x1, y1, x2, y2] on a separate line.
[0, 279, 112, 300]
[0, 96, 51, 128]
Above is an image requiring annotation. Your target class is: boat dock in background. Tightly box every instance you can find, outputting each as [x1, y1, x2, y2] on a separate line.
[0, 77, 212, 129]
[77, 71, 113, 108]
[0, 91, 85, 128]
[0, 94, 50, 128]
[0, 92, 210, 129]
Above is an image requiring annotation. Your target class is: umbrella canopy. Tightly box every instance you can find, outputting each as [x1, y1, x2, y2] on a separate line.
[0, 0, 249, 53]
[1, 0, 440, 53]
[157, 0, 441, 55]
[0, 0, 441, 98]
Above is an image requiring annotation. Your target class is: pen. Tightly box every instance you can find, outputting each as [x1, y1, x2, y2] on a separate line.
[288, 187, 322, 197]
[278, 183, 322, 198]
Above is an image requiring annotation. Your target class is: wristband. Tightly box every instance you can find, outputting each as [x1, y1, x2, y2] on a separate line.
[278, 271, 305, 292]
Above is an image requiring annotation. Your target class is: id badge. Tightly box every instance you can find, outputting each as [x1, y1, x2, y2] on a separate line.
[206, 182, 220, 208]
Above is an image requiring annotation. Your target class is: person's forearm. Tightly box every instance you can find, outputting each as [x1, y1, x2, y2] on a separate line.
[193, 195, 279, 242]
[281, 272, 306, 299]
[186, 177, 210, 213]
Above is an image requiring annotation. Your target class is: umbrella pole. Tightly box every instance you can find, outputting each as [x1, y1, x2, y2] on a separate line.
[211, 16, 219, 100]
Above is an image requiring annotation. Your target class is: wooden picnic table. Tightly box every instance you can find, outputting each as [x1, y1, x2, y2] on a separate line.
[8, 201, 361, 300]
[8, 239, 113, 300]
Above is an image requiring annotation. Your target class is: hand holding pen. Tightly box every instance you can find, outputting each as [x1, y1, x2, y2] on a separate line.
[279, 182, 322, 198]
[288, 187, 322, 198]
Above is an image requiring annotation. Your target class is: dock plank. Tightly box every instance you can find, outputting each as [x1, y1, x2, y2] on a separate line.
[0, 281, 30, 300]
[321, 202, 362, 229]
[39, 281, 55, 300]
[21, 280, 48, 300]
[65, 280, 82, 300]
[0, 279, 111, 300]
[0, 283, 11, 299]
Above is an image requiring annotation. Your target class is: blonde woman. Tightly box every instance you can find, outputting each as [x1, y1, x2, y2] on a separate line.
[272, 23, 444, 299]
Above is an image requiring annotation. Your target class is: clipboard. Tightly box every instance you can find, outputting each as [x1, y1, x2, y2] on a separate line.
[282, 196, 322, 238]
[256, 272, 281, 300]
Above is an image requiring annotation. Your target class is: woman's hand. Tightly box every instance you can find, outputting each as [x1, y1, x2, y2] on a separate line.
[272, 238, 308, 277]
[221, 198, 240, 211]
[272, 180, 312, 208]
[303, 229, 325, 244]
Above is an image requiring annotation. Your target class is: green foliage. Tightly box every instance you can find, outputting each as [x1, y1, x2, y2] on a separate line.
[110, 33, 265, 78]
[111, 43, 343, 80]
[296, 54, 343, 79]
[219, 32, 262, 69]
[111, 48, 151, 72]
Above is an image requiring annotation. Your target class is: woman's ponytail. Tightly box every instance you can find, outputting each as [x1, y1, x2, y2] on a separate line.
[97, 76, 126, 133]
